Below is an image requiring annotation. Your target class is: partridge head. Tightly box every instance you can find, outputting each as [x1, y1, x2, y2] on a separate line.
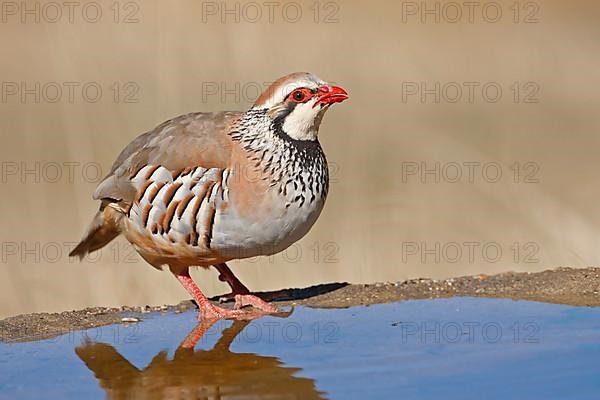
[253, 72, 349, 141]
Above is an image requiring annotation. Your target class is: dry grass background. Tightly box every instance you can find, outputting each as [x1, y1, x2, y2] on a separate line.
[1, 0, 599, 317]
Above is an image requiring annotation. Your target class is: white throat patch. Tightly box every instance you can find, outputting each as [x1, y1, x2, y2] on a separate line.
[282, 101, 328, 141]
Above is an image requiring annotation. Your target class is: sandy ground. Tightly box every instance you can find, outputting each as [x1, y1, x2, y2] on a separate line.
[2, 267, 599, 343]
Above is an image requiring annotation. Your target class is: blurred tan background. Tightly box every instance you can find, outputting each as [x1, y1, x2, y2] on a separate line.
[1, 0, 599, 317]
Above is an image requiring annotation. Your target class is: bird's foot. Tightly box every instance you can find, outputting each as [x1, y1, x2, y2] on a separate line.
[234, 294, 278, 313]
[198, 303, 249, 321]
[198, 299, 276, 321]
[217, 289, 291, 303]
[218, 292, 244, 303]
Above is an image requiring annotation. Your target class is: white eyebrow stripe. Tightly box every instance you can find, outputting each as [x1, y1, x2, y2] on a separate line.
[256, 79, 325, 109]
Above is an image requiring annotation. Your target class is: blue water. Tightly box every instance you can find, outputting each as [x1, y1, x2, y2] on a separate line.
[1, 297, 599, 399]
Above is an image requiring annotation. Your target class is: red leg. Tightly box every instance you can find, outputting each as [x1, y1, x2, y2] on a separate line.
[234, 294, 278, 313]
[175, 271, 246, 320]
[213, 263, 250, 295]
[213, 263, 278, 313]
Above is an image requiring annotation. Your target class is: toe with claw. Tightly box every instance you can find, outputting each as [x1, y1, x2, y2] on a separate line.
[234, 294, 278, 313]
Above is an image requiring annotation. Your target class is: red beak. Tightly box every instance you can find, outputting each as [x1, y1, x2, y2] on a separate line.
[314, 85, 349, 108]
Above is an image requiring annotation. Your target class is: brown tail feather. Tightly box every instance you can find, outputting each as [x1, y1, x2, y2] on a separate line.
[70, 203, 122, 259]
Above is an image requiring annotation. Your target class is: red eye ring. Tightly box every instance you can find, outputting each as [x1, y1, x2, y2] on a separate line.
[288, 88, 312, 103]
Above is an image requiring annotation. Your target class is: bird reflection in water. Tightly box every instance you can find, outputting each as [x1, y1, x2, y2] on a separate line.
[75, 310, 326, 400]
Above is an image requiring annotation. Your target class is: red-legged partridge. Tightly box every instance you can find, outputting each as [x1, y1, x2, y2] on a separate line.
[70, 72, 349, 320]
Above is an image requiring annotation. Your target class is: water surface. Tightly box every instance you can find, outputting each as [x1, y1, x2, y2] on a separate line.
[1, 297, 599, 399]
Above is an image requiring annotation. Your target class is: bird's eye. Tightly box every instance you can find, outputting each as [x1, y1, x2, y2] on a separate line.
[288, 88, 310, 103]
